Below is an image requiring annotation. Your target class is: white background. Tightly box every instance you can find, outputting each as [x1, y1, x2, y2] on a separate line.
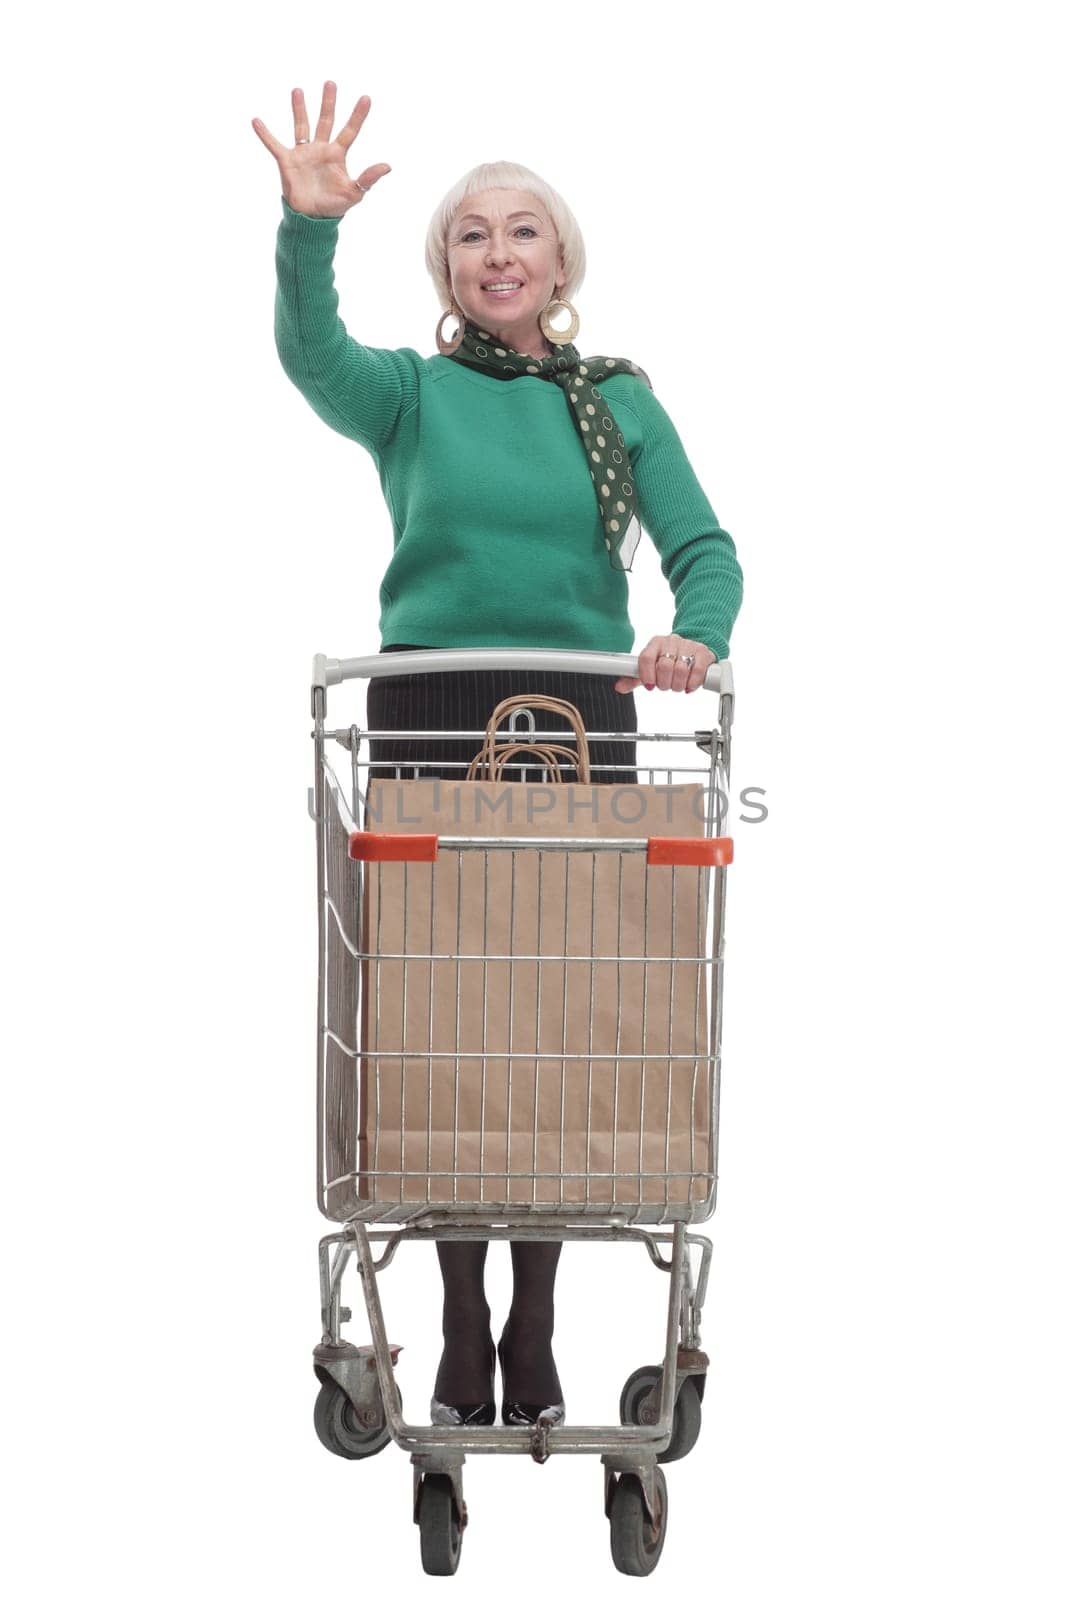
[5, 1, 1064, 1593]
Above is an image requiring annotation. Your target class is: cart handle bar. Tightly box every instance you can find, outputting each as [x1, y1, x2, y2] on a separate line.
[314, 647, 733, 698]
[349, 832, 734, 866]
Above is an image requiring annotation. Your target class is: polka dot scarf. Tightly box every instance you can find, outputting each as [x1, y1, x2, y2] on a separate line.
[448, 327, 653, 572]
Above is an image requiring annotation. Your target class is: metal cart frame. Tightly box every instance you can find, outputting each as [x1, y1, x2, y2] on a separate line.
[308, 648, 735, 1575]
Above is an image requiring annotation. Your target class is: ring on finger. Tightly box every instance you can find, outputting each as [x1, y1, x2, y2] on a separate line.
[681, 654, 695, 666]
[296, 137, 309, 143]
[662, 651, 677, 662]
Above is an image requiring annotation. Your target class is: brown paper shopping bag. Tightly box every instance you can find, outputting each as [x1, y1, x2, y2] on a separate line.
[357, 695, 714, 1211]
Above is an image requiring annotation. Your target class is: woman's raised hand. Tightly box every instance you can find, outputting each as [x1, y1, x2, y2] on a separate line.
[251, 83, 391, 219]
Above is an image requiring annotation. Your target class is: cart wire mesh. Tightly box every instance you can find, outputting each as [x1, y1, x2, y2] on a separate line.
[315, 713, 729, 1226]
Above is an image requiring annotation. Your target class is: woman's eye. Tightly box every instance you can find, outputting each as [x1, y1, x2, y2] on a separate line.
[458, 226, 537, 244]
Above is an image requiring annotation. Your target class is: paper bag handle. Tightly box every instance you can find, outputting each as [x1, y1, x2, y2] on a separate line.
[465, 694, 593, 784]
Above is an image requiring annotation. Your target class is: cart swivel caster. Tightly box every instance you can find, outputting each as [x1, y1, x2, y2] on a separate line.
[313, 1376, 400, 1460]
[619, 1364, 703, 1463]
[417, 1473, 465, 1575]
[609, 1465, 669, 1575]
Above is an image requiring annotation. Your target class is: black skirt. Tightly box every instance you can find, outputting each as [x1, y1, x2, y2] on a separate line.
[366, 645, 639, 785]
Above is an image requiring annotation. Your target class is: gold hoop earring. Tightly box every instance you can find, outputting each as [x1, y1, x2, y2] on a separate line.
[538, 295, 580, 346]
[436, 301, 466, 356]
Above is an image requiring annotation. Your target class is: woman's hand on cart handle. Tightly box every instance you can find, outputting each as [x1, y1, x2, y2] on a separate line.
[614, 634, 717, 695]
[251, 83, 391, 219]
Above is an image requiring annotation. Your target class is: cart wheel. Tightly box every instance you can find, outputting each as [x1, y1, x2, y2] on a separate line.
[313, 1377, 399, 1460]
[418, 1474, 463, 1576]
[619, 1365, 703, 1464]
[609, 1466, 668, 1576]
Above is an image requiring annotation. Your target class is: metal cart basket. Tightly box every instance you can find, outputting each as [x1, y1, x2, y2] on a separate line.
[309, 647, 735, 1576]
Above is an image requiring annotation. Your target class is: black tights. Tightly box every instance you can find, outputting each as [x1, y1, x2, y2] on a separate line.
[435, 1240, 563, 1406]
[367, 648, 639, 1405]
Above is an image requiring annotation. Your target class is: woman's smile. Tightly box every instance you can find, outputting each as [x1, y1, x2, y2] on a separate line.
[482, 278, 524, 300]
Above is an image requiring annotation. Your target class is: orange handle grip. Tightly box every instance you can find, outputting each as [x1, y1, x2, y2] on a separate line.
[348, 832, 439, 862]
[647, 836, 733, 867]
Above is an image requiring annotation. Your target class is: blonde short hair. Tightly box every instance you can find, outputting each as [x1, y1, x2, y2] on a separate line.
[424, 160, 587, 312]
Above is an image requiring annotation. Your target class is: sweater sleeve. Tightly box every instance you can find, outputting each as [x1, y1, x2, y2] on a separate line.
[274, 197, 422, 453]
[617, 381, 743, 661]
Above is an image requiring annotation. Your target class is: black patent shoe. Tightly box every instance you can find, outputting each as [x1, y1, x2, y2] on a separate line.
[501, 1400, 566, 1427]
[429, 1346, 496, 1426]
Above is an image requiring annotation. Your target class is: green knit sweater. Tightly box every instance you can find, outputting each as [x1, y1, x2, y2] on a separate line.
[274, 198, 742, 658]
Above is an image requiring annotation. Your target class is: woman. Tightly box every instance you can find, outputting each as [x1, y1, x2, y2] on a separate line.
[253, 83, 742, 1431]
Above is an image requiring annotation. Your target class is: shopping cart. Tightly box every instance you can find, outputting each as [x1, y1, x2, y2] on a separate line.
[308, 648, 735, 1576]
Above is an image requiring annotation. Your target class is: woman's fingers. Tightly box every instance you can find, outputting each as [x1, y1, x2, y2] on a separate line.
[655, 637, 715, 691]
[256, 84, 374, 162]
[336, 93, 372, 152]
[655, 637, 695, 692]
[250, 117, 286, 159]
[315, 80, 337, 143]
[291, 86, 310, 144]
[353, 161, 392, 197]
[616, 635, 668, 693]
[638, 637, 666, 689]
[623, 635, 717, 694]
[684, 646, 716, 692]
[655, 649, 686, 691]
